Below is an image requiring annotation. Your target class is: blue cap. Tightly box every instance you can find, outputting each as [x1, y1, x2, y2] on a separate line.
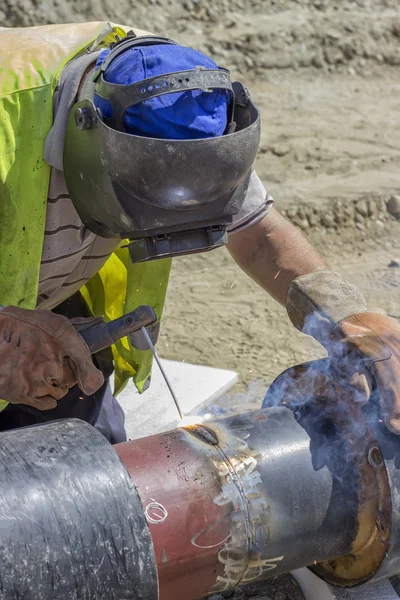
[94, 44, 230, 140]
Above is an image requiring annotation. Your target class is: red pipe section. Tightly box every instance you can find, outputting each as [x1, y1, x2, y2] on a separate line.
[115, 426, 231, 600]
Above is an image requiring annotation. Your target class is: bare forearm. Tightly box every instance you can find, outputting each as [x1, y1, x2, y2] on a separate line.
[227, 206, 328, 305]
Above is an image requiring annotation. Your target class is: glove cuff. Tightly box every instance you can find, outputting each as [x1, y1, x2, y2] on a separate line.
[286, 270, 370, 342]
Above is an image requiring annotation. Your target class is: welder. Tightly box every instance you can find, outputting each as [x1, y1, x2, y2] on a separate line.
[0, 21, 399, 443]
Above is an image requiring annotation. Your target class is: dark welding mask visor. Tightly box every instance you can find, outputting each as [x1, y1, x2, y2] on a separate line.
[64, 35, 261, 263]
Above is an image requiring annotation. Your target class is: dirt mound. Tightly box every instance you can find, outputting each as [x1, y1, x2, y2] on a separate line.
[178, 2, 400, 75]
[1, 0, 399, 73]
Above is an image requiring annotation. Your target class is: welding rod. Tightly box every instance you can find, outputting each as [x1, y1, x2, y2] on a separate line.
[141, 326, 184, 421]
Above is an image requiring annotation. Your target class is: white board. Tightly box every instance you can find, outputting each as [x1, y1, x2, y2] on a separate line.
[292, 568, 399, 600]
[112, 359, 238, 440]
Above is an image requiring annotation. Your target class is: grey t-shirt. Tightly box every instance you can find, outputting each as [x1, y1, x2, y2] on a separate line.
[39, 55, 272, 310]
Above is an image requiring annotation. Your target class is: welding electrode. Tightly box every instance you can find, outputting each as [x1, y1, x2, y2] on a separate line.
[141, 326, 184, 420]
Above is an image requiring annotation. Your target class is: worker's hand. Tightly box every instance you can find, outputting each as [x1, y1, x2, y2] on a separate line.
[0, 307, 104, 410]
[286, 270, 400, 433]
[330, 313, 400, 434]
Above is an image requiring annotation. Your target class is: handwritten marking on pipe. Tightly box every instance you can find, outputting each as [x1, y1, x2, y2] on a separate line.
[144, 498, 168, 524]
[191, 515, 232, 549]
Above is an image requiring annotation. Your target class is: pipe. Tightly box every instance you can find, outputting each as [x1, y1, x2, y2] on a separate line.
[115, 399, 391, 600]
[0, 419, 158, 600]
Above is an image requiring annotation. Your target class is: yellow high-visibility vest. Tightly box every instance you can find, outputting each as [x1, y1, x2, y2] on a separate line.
[0, 22, 172, 411]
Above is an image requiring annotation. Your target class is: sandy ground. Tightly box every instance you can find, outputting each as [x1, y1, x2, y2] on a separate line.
[161, 224, 399, 402]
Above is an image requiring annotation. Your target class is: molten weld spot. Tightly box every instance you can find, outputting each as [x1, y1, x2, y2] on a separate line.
[185, 424, 219, 445]
[178, 415, 204, 427]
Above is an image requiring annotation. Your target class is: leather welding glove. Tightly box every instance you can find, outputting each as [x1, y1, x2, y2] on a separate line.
[0, 306, 104, 410]
[286, 270, 400, 434]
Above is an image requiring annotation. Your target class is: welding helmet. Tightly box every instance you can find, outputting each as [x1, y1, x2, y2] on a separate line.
[64, 32, 260, 263]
